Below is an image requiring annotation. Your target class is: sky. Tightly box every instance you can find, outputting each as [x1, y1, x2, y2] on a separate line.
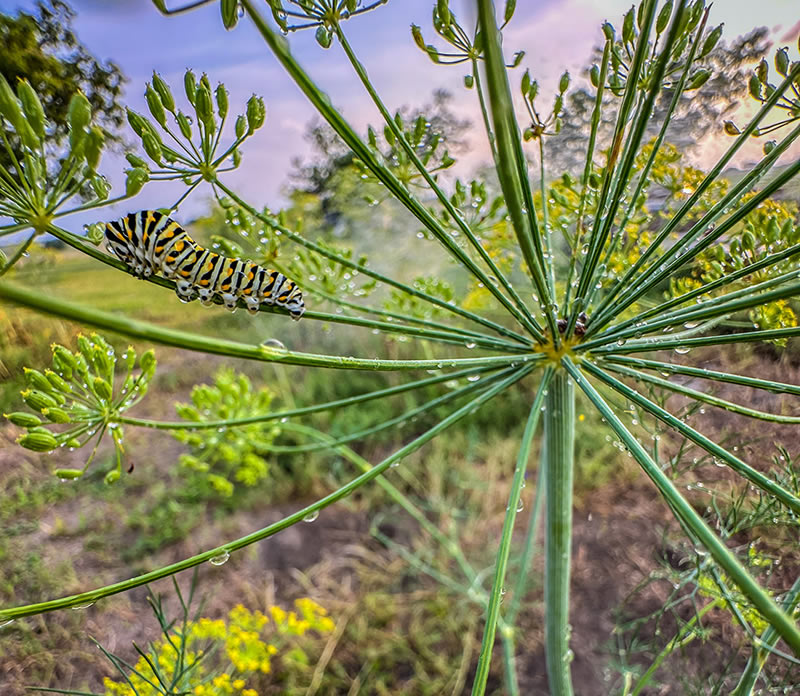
[1, 0, 799, 231]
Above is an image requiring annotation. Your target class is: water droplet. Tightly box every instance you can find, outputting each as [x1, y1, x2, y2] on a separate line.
[465, 341, 477, 349]
[674, 346, 691, 355]
[616, 338, 627, 346]
[683, 321, 699, 329]
[467, 374, 481, 382]
[209, 550, 230, 566]
[72, 602, 95, 610]
[261, 338, 287, 353]
[516, 500, 524, 512]
[303, 510, 319, 522]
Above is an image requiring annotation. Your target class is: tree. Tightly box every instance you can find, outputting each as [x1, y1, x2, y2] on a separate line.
[0, 0, 126, 163]
[547, 28, 771, 174]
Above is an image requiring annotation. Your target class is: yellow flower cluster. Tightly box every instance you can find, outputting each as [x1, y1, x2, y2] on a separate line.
[103, 600, 335, 696]
[667, 193, 799, 339]
[272, 597, 335, 636]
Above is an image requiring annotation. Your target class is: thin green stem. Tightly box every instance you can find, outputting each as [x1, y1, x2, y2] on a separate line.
[590, 241, 800, 343]
[599, 7, 708, 288]
[568, 0, 659, 334]
[336, 28, 543, 341]
[263, 367, 517, 453]
[590, 326, 800, 354]
[600, 359, 800, 424]
[282, 422, 478, 585]
[630, 599, 721, 696]
[581, 273, 800, 351]
[471, 368, 553, 696]
[732, 575, 800, 696]
[500, 633, 521, 696]
[476, 0, 560, 343]
[601, 355, 800, 396]
[585, 361, 800, 514]
[506, 461, 545, 623]
[472, 58, 500, 165]
[0, 365, 532, 621]
[118, 364, 505, 431]
[240, 1, 537, 342]
[0, 280, 544, 372]
[590, 60, 800, 332]
[589, 118, 800, 336]
[0, 230, 38, 277]
[216, 180, 531, 344]
[291, 277, 523, 350]
[564, 356, 800, 657]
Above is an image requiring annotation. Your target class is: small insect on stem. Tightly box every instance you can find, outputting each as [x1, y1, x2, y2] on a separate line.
[557, 312, 588, 337]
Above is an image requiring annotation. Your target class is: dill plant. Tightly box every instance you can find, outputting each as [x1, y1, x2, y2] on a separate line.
[1, 0, 800, 693]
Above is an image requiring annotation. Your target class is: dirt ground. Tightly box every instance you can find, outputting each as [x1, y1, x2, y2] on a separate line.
[1, 345, 799, 694]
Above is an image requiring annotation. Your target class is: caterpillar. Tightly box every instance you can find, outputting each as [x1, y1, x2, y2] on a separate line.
[103, 210, 305, 320]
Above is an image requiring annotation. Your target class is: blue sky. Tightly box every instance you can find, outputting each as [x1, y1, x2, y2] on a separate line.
[1, 0, 799, 230]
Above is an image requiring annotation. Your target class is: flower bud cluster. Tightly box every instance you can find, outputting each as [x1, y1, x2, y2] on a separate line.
[0, 78, 110, 256]
[123, 70, 266, 199]
[266, 0, 388, 45]
[6, 334, 157, 483]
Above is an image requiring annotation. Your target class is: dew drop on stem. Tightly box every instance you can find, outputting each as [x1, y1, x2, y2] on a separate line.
[261, 338, 287, 353]
[674, 346, 691, 355]
[303, 510, 319, 523]
[209, 550, 230, 566]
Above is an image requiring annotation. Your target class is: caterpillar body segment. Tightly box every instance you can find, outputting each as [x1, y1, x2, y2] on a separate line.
[103, 210, 305, 320]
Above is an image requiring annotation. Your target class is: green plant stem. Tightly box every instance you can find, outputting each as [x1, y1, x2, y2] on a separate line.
[599, 7, 708, 283]
[584, 361, 800, 515]
[589, 134, 800, 339]
[0, 364, 533, 622]
[263, 367, 517, 453]
[239, 1, 537, 342]
[471, 368, 554, 696]
[732, 575, 800, 696]
[542, 369, 576, 695]
[590, 241, 800, 344]
[215, 180, 531, 344]
[0, 230, 38, 277]
[475, 0, 559, 342]
[630, 599, 721, 696]
[588, 60, 800, 332]
[581, 273, 800, 351]
[601, 355, 800, 396]
[563, 39, 610, 313]
[600, 360, 800, 424]
[506, 460, 545, 623]
[0, 280, 543, 372]
[564, 356, 800, 656]
[589, 325, 800, 354]
[282, 422, 479, 585]
[289, 275, 519, 349]
[119, 364, 504, 431]
[568, 0, 659, 335]
[500, 632, 521, 696]
[472, 58, 499, 165]
[336, 28, 543, 342]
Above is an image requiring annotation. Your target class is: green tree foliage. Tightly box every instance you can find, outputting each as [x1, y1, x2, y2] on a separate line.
[0, 0, 125, 167]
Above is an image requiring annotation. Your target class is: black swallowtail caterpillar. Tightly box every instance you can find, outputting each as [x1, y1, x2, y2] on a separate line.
[103, 210, 305, 320]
